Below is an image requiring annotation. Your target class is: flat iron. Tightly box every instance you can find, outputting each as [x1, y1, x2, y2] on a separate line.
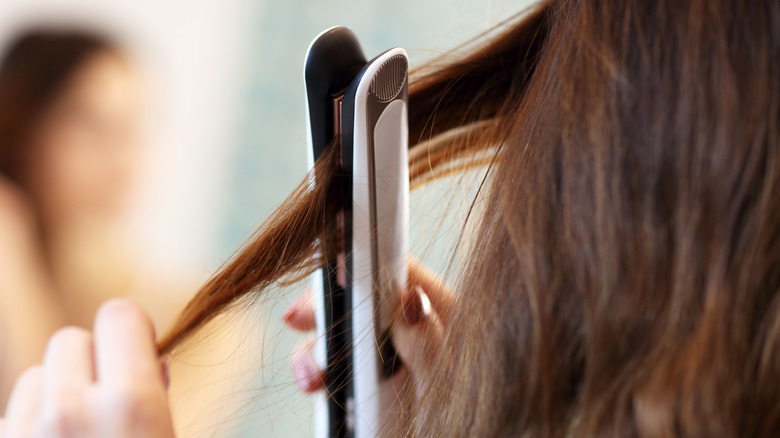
[304, 26, 409, 438]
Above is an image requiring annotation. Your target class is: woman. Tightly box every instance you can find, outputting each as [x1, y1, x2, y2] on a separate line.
[0, 30, 191, 409]
[3, 0, 780, 436]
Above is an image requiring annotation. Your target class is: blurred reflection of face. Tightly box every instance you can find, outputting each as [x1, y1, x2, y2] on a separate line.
[25, 50, 143, 226]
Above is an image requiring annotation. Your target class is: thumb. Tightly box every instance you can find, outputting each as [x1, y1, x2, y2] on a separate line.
[391, 286, 445, 388]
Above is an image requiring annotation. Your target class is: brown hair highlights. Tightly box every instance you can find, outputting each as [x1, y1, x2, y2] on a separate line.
[159, 0, 780, 436]
[414, 0, 780, 436]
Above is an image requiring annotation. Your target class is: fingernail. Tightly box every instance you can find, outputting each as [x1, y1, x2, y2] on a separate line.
[282, 304, 298, 324]
[161, 357, 170, 390]
[403, 285, 432, 326]
[293, 358, 320, 392]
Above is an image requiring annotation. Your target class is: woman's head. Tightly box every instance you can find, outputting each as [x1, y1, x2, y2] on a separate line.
[158, 0, 780, 436]
[0, 30, 142, 228]
[413, 1, 780, 436]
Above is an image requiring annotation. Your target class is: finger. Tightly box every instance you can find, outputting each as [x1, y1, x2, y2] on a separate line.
[290, 337, 325, 393]
[282, 288, 316, 332]
[93, 299, 161, 387]
[42, 326, 94, 401]
[391, 286, 445, 384]
[160, 357, 171, 390]
[4, 366, 43, 437]
[407, 257, 456, 321]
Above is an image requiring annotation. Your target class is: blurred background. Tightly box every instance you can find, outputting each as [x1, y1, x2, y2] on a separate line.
[0, 0, 534, 436]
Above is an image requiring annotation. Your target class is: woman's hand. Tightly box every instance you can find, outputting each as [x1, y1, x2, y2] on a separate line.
[283, 257, 456, 398]
[0, 175, 67, 407]
[0, 299, 175, 438]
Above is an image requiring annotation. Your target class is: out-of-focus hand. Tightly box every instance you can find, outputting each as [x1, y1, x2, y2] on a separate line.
[0, 175, 64, 410]
[0, 299, 175, 438]
[282, 257, 455, 398]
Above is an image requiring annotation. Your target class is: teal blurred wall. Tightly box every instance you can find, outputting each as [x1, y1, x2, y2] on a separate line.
[222, 0, 534, 255]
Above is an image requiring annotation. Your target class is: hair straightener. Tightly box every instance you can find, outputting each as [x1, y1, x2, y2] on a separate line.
[304, 27, 409, 438]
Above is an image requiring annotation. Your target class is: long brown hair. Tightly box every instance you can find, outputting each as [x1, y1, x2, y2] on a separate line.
[159, 0, 780, 436]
